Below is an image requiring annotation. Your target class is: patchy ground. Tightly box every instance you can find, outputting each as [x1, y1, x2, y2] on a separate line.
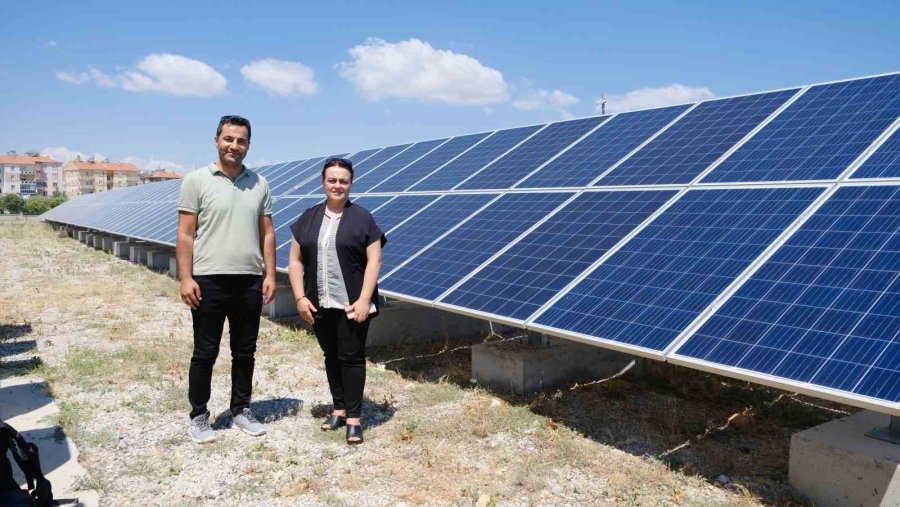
[0, 223, 853, 505]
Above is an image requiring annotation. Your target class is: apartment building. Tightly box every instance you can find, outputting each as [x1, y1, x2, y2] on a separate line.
[0, 153, 64, 197]
[64, 159, 140, 197]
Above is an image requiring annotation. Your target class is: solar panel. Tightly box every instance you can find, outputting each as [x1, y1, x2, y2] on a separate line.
[851, 127, 900, 179]
[273, 197, 325, 267]
[457, 117, 608, 190]
[704, 74, 900, 183]
[350, 195, 395, 213]
[598, 89, 800, 186]
[381, 192, 574, 301]
[269, 158, 327, 196]
[517, 105, 691, 188]
[369, 132, 492, 192]
[351, 138, 449, 193]
[409, 126, 541, 191]
[530, 187, 824, 354]
[377, 193, 497, 275]
[673, 185, 900, 405]
[290, 147, 410, 196]
[438, 189, 678, 322]
[370, 194, 441, 234]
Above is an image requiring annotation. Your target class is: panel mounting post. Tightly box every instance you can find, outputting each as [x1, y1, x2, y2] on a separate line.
[866, 415, 900, 445]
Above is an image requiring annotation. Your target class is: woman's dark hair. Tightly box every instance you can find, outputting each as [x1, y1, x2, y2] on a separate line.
[216, 115, 252, 141]
[322, 157, 354, 181]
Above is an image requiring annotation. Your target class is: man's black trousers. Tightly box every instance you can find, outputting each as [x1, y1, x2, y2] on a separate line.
[188, 274, 263, 419]
[312, 309, 370, 418]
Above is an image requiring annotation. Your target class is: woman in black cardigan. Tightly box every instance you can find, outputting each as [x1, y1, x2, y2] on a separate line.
[287, 157, 385, 445]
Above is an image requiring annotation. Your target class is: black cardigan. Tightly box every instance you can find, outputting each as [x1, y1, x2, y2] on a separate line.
[290, 200, 386, 315]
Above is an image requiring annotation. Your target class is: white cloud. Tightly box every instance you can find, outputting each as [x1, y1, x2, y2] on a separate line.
[241, 58, 318, 96]
[337, 38, 509, 106]
[55, 67, 116, 87]
[512, 84, 579, 119]
[56, 54, 227, 97]
[45, 40, 58, 48]
[40, 146, 107, 163]
[600, 84, 715, 113]
[121, 156, 189, 174]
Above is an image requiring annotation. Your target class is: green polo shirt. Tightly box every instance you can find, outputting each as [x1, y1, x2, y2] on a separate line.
[177, 163, 272, 276]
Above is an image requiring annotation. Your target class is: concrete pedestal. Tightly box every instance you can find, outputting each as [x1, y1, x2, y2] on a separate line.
[77, 230, 88, 243]
[367, 301, 491, 347]
[113, 241, 132, 259]
[262, 284, 298, 318]
[91, 234, 104, 250]
[169, 256, 179, 278]
[147, 249, 173, 271]
[101, 236, 114, 252]
[129, 244, 149, 264]
[472, 336, 643, 394]
[790, 410, 900, 506]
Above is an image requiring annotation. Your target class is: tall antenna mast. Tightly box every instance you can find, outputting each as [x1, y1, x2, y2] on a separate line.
[600, 92, 607, 115]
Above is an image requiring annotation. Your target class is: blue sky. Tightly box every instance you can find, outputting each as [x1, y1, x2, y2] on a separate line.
[2, 0, 898, 173]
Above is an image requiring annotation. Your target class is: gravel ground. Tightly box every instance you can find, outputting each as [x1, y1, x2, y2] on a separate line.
[1, 223, 822, 506]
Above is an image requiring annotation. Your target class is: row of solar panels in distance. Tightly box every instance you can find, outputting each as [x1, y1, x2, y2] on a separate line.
[43, 180, 900, 412]
[247, 73, 900, 199]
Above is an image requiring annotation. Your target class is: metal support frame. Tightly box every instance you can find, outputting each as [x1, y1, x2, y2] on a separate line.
[866, 415, 900, 445]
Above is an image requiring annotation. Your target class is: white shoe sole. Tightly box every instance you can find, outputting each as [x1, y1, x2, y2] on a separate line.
[234, 425, 267, 436]
[190, 432, 216, 443]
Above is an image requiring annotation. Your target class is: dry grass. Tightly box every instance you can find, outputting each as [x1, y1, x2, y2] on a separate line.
[0, 222, 852, 506]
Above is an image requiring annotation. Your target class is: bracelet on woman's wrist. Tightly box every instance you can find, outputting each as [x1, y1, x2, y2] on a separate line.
[296, 295, 308, 303]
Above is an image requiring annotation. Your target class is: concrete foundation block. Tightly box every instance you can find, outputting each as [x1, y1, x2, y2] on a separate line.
[129, 244, 149, 264]
[472, 337, 643, 394]
[91, 234, 104, 250]
[169, 257, 179, 278]
[113, 241, 132, 259]
[146, 249, 173, 271]
[77, 230, 88, 243]
[101, 236, 114, 252]
[367, 301, 491, 347]
[262, 284, 297, 318]
[790, 410, 900, 506]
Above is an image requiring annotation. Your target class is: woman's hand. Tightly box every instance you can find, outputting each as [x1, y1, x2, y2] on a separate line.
[296, 296, 317, 325]
[345, 299, 370, 323]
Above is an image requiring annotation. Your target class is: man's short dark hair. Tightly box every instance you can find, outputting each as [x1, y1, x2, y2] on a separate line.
[216, 115, 252, 141]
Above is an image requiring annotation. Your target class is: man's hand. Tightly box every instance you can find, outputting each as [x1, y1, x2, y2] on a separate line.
[180, 278, 202, 309]
[262, 275, 276, 305]
[296, 297, 317, 325]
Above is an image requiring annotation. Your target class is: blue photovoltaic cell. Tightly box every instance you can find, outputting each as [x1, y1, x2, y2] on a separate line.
[677, 185, 900, 402]
[704, 74, 900, 183]
[264, 159, 308, 189]
[271, 198, 316, 228]
[410, 126, 541, 191]
[599, 89, 800, 186]
[378, 194, 496, 275]
[519, 105, 691, 188]
[459, 117, 607, 190]
[369, 132, 491, 192]
[441, 190, 677, 320]
[350, 195, 394, 213]
[533, 187, 823, 352]
[852, 128, 900, 179]
[274, 197, 323, 268]
[370, 195, 440, 234]
[381, 192, 573, 300]
[269, 159, 329, 196]
[352, 138, 448, 193]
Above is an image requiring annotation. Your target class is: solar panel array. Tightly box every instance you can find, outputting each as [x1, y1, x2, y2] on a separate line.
[43, 72, 900, 415]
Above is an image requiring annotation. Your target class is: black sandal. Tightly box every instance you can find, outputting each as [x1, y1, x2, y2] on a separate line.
[321, 414, 346, 431]
[346, 424, 363, 445]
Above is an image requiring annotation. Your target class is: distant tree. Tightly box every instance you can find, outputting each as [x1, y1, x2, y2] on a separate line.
[48, 195, 68, 209]
[0, 194, 25, 214]
[24, 196, 51, 215]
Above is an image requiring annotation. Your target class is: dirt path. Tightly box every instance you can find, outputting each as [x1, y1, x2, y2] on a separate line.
[2, 223, 841, 505]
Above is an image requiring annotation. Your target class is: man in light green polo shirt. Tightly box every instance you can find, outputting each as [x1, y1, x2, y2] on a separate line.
[176, 115, 276, 443]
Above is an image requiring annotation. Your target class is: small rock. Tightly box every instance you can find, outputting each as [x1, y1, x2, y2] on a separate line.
[490, 399, 501, 409]
[549, 483, 562, 495]
[715, 474, 731, 485]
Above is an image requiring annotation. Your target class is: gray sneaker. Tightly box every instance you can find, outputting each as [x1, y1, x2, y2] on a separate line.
[189, 413, 216, 443]
[232, 408, 267, 436]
